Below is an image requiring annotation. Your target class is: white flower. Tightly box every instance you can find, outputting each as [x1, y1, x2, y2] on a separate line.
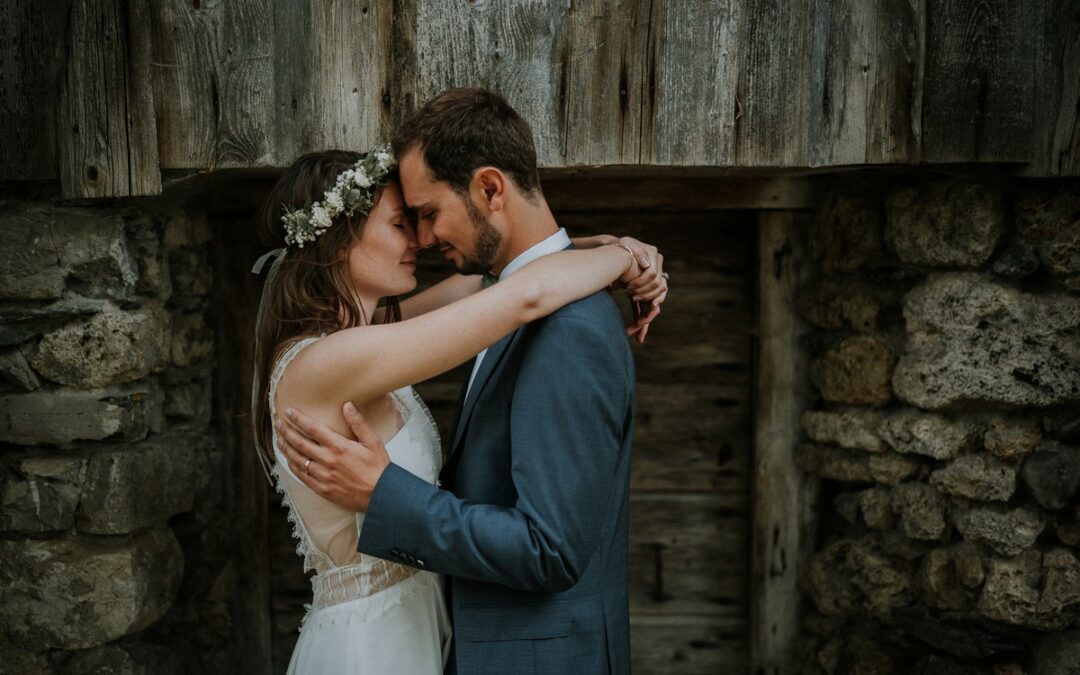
[353, 169, 372, 188]
[324, 191, 344, 212]
[376, 151, 392, 169]
[310, 204, 332, 231]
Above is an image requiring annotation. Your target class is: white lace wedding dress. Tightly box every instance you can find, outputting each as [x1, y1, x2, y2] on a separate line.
[269, 337, 451, 674]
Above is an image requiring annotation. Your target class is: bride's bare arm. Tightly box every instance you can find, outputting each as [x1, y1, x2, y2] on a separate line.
[284, 244, 641, 411]
[381, 235, 662, 322]
[397, 273, 484, 320]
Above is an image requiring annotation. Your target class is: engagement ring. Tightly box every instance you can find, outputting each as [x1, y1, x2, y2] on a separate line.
[661, 272, 669, 280]
[304, 458, 312, 475]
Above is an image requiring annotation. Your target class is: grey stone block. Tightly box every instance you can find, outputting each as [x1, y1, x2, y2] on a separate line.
[810, 336, 895, 406]
[32, 306, 171, 388]
[893, 273, 1080, 409]
[1020, 441, 1080, 510]
[170, 312, 213, 368]
[796, 279, 883, 334]
[977, 551, 1043, 627]
[891, 482, 947, 540]
[802, 409, 886, 453]
[0, 205, 139, 302]
[0, 345, 41, 391]
[0, 297, 108, 348]
[954, 505, 1046, 556]
[0, 389, 159, 446]
[169, 248, 212, 299]
[0, 526, 183, 649]
[930, 454, 1016, 502]
[810, 192, 885, 275]
[857, 486, 895, 530]
[77, 436, 195, 534]
[0, 455, 87, 532]
[797, 443, 919, 485]
[164, 378, 212, 424]
[879, 410, 981, 461]
[885, 180, 1005, 268]
[983, 416, 1042, 463]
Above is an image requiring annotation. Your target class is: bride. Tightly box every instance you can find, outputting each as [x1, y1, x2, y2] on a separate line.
[251, 147, 666, 674]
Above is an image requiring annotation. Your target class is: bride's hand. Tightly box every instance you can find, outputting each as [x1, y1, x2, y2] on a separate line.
[613, 237, 668, 344]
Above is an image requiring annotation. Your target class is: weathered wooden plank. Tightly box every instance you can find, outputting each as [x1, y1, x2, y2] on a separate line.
[630, 494, 747, 617]
[643, 0, 742, 166]
[149, 0, 218, 170]
[559, 0, 648, 165]
[411, 0, 567, 166]
[751, 212, 818, 675]
[1043, 0, 1080, 176]
[631, 616, 747, 674]
[733, 0, 813, 167]
[633, 384, 750, 493]
[274, 0, 389, 163]
[807, 0, 921, 165]
[543, 175, 817, 210]
[212, 0, 274, 165]
[921, 0, 1038, 163]
[59, 0, 160, 197]
[212, 212, 274, 673]
[0, 0, 70, 180]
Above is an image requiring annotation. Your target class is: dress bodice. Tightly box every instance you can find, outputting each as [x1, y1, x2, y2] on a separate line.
[268, 336, 443, 619]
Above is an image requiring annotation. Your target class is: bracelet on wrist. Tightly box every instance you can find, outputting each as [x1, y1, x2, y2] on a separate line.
[613, 243, 636, 273]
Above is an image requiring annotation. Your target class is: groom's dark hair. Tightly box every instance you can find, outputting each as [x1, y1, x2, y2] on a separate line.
[392, 87, 541, 201]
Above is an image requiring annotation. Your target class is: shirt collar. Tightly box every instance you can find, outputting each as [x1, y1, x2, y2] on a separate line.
[498, 228, 571, 280]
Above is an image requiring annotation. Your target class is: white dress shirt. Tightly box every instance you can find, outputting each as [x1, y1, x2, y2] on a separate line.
[463, 228, 572, 399]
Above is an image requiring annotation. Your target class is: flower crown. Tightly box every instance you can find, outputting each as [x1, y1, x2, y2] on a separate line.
[281, 145, 397, 248]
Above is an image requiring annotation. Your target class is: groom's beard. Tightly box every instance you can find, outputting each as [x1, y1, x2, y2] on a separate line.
[457, 198, 502, 276]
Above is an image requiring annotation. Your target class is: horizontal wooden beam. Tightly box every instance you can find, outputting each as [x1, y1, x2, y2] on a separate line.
[544, 175, 818, 211]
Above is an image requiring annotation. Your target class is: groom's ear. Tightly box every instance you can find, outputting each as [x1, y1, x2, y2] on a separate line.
[473, 167, 506, 213]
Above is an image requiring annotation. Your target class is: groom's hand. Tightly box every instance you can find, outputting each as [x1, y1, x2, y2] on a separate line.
[275, 402, 390, 512]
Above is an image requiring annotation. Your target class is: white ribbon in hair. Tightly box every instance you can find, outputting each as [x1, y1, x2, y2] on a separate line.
[250, 247, 287, 485]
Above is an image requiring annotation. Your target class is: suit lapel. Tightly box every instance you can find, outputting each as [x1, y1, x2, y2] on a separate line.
[448, 329, 517, 458]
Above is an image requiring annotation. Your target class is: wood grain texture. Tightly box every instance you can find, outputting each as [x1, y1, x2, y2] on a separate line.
[213, 0, 274, 166]
[543, 175, 817, 210]
[1044, 0, 1080, 175]
[643, 0, 742, 166]
[59, 0, 160, 197]
[8, 0, 1080, 177]
[150, 0, 218, 170]
[560, 0, 648, 165]
[0, 1, 70, 179]
[297, 0, 388, 159]
[733, 0, 813, 167]
[629, 493, 747, 617]
[631, 616, 747, 674]
[807, 0, 922, 165]
[921, 0, 1038, 163]
[411, 0, 567, 166]
[750, 212, 818, 675]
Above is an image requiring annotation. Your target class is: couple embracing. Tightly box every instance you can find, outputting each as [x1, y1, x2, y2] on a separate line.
[252, 87, 669, 674]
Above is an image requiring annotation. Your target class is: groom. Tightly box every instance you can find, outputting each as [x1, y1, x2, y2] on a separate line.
[278, 88, 658, 674]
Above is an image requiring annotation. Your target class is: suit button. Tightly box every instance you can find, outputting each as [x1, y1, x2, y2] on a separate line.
[391, 548, 400, 557]
[416, 559, 425, 568]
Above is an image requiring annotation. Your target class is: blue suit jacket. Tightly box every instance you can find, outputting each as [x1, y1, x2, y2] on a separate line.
[358, 289, 634, 674]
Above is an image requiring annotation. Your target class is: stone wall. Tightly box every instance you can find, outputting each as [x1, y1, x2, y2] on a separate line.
[796, 179, 1080, 674]
[0, 196, 236, 673]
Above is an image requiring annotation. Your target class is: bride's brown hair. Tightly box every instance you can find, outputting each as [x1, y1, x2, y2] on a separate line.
[252, 150, 402, 465]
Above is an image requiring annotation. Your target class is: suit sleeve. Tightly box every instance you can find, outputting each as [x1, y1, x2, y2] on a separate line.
[357, 312, 631, 592]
